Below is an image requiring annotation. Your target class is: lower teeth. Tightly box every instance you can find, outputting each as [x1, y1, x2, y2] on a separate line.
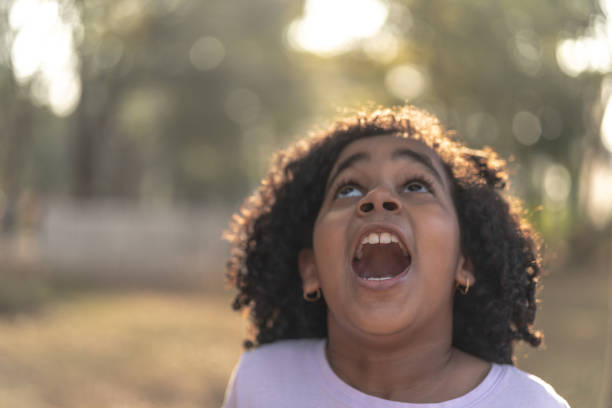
[365, 276, 393, 281]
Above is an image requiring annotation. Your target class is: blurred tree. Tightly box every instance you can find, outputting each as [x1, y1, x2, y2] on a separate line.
[65, 0, 309, 202]
[0, 0, 609, 245]
[0, 5, 34, 234]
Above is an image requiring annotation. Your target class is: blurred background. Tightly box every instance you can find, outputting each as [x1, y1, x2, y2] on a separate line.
[0, 0, 611, 406]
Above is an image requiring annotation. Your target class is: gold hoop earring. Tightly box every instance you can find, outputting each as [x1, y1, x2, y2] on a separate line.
[456, 278, 470, 295]
[303, 288, 321, 302]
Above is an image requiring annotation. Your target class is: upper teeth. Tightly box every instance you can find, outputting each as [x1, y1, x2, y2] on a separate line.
[355, 232, 408, 260]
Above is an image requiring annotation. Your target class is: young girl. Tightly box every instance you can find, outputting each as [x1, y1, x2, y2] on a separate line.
[222, 106, 570, 407]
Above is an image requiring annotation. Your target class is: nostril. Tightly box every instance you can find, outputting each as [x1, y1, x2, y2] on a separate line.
[360, 203, 374, 212]
[383, 201, 398, 211]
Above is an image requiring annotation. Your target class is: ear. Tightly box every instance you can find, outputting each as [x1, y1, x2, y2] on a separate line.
[298, 248, 320, 294]
[455, 253, 475, 288]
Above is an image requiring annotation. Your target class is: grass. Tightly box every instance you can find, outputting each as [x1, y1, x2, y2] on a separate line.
[0, 290, 244, 408]
[515, 265, 611, 408]
[0, 265, 609, 407]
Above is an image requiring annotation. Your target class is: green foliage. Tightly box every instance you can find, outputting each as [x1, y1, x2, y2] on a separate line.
[0, 0, 607, 240]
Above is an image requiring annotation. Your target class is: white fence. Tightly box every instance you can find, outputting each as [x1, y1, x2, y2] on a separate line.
[1, 199, 235, 289]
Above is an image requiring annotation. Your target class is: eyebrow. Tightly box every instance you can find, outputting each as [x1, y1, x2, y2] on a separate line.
[326, 148, 444, 190]
[326, 152, 370, 190]
[391, 148, 444, 184]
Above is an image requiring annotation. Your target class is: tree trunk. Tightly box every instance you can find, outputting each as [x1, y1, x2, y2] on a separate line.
[2, 96, 32, 235]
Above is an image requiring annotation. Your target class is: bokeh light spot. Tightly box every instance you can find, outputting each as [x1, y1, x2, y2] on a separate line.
[93, 36, 124, 72]
[512, 30, 542, 76]
[600, 96, 612, 152]
[587, 160, 612, 228]
[512, 111, 542, 146]
[190, 36, 225, 71]
[363, 29, 400, 63]
[8, 0, 38, 29]
[556, 26, 612, 77]
[287, 0, 389, 56]
[385, 64, 426, 101]
[556, 39, 589, 77]
[544, 164, 571, 204]
[9, 0, 81, 116]
[48, 71, 81, 116]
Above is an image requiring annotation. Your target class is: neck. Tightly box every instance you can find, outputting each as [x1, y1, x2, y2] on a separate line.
[326, 318, 457, 403]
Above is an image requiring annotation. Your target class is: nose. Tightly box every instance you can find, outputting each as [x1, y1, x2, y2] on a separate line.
[357, 187, 401, 215]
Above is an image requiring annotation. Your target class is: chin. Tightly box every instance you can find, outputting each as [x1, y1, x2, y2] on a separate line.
[346, 304, 418, 338]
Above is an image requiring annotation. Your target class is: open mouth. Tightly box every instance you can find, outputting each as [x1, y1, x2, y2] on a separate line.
[352, 231, 412, 281]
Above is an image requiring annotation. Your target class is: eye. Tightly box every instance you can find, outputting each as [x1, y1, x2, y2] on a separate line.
[335, 183, 363, 199]
[404, 182, 429, 193]
[401, 176, 434, 194]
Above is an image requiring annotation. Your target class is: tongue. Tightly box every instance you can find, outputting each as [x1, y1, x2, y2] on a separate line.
[352, 244, 410, 279]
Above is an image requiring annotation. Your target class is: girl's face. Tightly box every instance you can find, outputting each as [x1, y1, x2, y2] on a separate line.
[299, 135, 473, 341]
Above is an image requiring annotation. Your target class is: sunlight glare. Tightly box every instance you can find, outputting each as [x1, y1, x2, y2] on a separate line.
[603, 0, 612, 15]
[556, 39, 590, 77]
[9, 0, 81, 116]
[8, 0, 38, 29]
[556, 10, 612, 76]
[600, 96, 612, 152]
[587, 159, 612, 228]
[287, 0, 389, 56]
[48, 71, 81, 116]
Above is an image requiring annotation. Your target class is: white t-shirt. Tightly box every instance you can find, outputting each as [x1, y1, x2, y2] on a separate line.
[223, 338, 570, 408]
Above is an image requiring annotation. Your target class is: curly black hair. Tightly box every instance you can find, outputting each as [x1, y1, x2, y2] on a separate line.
[225, 105, 542, 365]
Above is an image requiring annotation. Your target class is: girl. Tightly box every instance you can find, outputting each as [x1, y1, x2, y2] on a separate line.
[222, 106, 570, 407]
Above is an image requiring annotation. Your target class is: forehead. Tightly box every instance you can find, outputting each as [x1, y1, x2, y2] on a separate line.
[331, 135, 445, 173]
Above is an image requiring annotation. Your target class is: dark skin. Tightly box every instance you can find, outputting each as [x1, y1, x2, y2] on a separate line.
[299, 135, 490, 403]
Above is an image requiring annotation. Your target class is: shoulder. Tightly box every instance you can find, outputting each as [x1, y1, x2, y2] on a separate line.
[222, 339, 325, 408]
[232, 339, 324, 388]
[493, 364, 570, 407]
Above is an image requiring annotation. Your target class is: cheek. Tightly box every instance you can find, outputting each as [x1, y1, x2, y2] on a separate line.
[415, 209, 462, 268]
[312, 209, 351, 276]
